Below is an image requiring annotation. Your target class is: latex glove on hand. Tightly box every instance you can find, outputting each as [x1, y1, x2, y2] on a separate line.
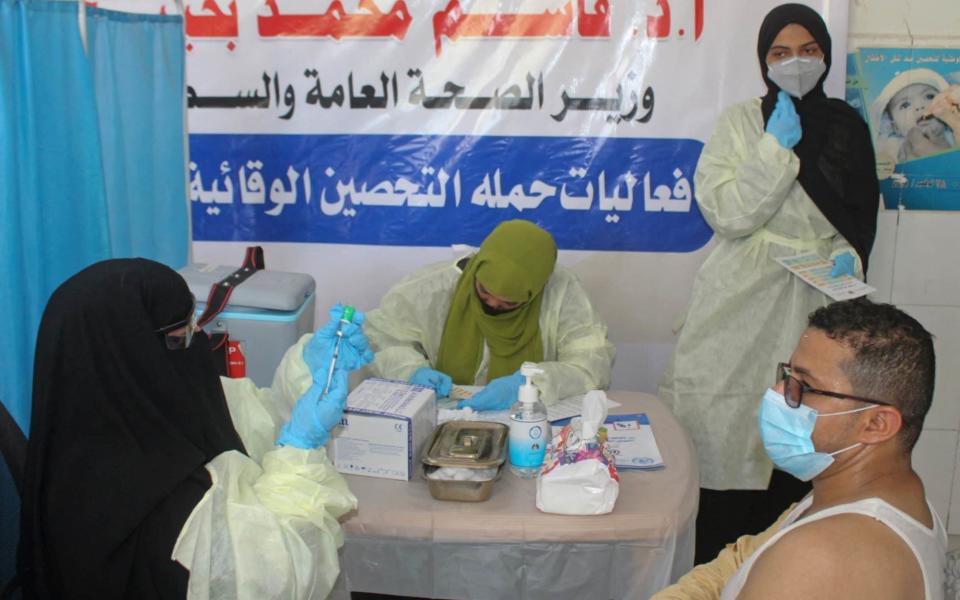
[303, 303, 374, 380]
[830, 252, 856, 278]
[766, 90, 803, 149]
[409, 367, 453, 398]
[277, 368, 348, 449]
[458, 372, 524, 412]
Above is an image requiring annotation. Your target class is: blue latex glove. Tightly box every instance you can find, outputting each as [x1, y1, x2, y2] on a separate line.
[458, 372, 525, 411]
[303, 303, 374, 381]
[409, 367, 453, 398]
[766, 90, 802, 149]
[277, 368, 348, 449]
[830, 252, 856, 278]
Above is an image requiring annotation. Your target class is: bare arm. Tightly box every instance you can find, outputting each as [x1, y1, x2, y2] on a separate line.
[737, 514, 922, 600]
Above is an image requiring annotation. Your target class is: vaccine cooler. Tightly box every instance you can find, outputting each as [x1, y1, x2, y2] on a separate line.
[178, 263, 316, 387]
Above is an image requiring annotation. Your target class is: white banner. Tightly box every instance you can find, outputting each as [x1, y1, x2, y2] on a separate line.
[97, 0, 847, 253]
[94, 0, 849, 390]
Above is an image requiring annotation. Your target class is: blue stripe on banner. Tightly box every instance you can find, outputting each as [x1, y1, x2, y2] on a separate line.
[190, 133, 713, 252]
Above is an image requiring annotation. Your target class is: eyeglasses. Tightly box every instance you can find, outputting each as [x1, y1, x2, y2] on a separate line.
[155, 296, 198, 350]
[776, 363, 893, 409]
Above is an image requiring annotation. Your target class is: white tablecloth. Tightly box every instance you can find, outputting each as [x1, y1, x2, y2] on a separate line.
[331, 391, 699, 600]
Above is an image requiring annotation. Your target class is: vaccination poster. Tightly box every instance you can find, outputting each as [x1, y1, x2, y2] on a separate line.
[96, 0, 850, 248]
[848, 47, 960, 210]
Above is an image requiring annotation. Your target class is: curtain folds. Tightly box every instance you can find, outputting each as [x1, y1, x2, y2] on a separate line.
[0, 0, 187, 585]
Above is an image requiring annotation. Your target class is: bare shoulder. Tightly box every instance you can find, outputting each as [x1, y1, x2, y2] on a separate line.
[737, 513, 922, 600]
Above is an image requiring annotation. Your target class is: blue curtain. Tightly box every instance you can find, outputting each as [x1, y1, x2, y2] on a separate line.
[88, 7, 189, 263]
[0, 0, 187, 585]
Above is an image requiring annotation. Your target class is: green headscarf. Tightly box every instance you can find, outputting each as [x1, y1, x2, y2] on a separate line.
[436, 220, 558, 384]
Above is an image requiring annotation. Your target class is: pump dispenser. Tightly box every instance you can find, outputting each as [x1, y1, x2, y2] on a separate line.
[508, 362, 549, 478]
[517, 364, 540, 408]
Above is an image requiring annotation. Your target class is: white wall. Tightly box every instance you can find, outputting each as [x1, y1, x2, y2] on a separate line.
[192, 239, 716, 394]
[848, 0, 960, 531]
[193, 0, 960, 526]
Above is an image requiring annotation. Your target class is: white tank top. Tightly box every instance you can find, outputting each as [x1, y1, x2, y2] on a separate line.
[720, 495, 947, 600]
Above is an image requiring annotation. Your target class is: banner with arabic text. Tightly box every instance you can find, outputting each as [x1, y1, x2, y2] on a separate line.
[100, 0, 850, 251]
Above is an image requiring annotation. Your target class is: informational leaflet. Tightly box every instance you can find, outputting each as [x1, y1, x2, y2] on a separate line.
[775, 252, 876, 301]
[604, 413, 665, 471]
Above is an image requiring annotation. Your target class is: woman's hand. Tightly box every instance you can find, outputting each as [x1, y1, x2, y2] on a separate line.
[766, 90, 803, 149]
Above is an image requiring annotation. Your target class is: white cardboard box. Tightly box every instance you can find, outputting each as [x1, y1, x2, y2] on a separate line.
[329, 378, 437, 480]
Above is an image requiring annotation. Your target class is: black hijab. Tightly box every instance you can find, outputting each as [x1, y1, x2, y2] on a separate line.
[758, 4, 879, 272]
[19, 259, 246, 598]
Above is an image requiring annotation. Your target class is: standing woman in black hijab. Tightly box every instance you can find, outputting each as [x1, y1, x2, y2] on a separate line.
[18, 259, 372, 598]
[657, 4, 879, 563]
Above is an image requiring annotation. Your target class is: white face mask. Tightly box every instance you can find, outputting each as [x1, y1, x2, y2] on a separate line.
[766, 56, 827, 99]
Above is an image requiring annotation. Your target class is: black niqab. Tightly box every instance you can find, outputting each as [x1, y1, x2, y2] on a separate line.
[758, 4, 879, 272]
[19, 259, 246, 598]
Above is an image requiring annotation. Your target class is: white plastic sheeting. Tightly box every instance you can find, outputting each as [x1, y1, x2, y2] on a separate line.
[331, 391, 698, 599]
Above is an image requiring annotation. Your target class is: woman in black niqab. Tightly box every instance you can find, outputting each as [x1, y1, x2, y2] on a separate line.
[19, 259, 246, 598]
[758, 3, 879, 271]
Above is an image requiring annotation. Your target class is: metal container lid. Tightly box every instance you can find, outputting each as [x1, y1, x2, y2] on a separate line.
[178, 263, 315, 312]
[422, 421, 508, 469]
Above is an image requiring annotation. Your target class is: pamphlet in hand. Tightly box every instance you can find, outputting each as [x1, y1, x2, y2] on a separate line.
[774, 252, 875, 301]
[604, 413, 665, 471]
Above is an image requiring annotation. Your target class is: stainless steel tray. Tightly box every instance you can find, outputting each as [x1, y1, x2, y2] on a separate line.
[422, 421, 508, 502]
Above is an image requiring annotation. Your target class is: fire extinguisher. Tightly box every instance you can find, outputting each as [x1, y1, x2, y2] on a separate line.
[226, 340, 247, 378]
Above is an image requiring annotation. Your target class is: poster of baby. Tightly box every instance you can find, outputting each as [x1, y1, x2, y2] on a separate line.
[848, 48, 960, 210]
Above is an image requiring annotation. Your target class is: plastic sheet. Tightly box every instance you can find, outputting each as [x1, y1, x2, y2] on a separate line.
[332, 391, 698, 599]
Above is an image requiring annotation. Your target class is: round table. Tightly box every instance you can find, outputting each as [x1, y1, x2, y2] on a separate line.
[332, 391, 699, 600]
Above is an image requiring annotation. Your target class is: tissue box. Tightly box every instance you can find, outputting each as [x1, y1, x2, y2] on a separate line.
[536, 419, 621, 515]
[329, 378, 437, 481]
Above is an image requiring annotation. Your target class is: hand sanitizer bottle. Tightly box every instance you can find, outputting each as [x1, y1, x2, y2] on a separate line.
[509, 362, 549, 479]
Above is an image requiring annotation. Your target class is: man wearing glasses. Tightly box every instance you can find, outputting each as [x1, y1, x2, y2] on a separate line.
[654, 298, 947, 600]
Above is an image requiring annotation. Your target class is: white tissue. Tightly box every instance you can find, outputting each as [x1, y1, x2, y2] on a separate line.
[426, 467, 498, 481]
[580, 390, 609, 441]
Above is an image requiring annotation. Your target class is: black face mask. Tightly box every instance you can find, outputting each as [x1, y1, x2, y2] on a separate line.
[480, 300, 518, 316]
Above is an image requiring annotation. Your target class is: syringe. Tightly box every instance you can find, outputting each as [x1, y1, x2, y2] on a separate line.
[321, 305, 355, 401]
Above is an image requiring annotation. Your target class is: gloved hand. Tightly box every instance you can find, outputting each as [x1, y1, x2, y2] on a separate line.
[409, 367, 453, 398]
[458, 371, 525, 411]
[830, 252, 856, 278]
[277, 368, 348, 449]
[304, 303, 374, 381]
[766, 90, 802, 149]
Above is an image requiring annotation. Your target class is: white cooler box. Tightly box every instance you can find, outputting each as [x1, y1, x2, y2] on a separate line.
[179, 263, 316, 387]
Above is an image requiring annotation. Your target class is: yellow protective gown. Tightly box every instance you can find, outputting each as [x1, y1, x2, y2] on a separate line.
[364, 258, 616, 405]
[172, 334, 357, 600]
[651, 503, 797, 600]
[658, 98, 862, 491]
